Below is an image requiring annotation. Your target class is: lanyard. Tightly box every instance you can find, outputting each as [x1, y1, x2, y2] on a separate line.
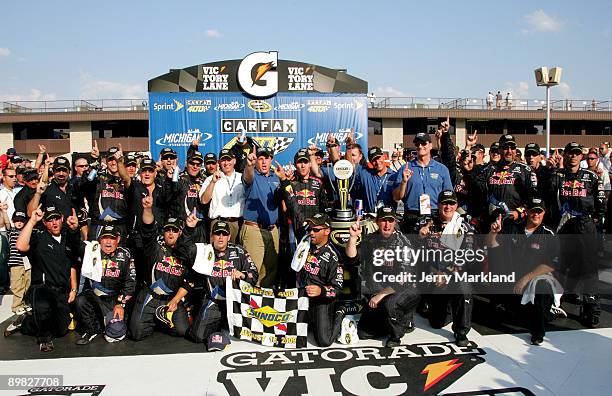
[225, 172, 237, 194]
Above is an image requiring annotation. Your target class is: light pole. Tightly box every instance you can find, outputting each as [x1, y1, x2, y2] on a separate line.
[534, 67, 563, 158]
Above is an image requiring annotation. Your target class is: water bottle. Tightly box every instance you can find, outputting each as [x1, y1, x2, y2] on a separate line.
[355, 199, 363, 218]
[172, 167, 179, 182]
[87, 169, 97, 181]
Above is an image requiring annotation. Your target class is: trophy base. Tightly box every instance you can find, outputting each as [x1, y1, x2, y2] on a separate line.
[333, 209, 354, 222]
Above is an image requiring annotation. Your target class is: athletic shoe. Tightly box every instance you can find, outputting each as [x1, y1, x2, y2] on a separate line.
[15, 307, 26, 316]
[76, 332, 99, 345]
[531, 335, 544, 346]
[550, 305, 567, 319]
[104, 334, 126, 343]
[25, 305, 33, 313]
[455, 333, 469, 347]
[39, 341, 54, 352]
[4, 314, 25, 337]
[385, 337, 401, 348]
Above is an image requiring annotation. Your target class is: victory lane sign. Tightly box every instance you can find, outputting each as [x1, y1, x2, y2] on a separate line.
[217, 342, 486, 395]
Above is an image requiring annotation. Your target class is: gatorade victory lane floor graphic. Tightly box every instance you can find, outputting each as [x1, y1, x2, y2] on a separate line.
[0, 295, 611, 396]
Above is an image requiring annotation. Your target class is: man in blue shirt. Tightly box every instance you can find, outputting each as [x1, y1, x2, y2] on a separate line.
[393, 132, 453, 232]
[240, 147, 282, 287]
[353, 147, 397, 214]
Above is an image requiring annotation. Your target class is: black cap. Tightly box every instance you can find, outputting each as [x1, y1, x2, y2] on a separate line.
[256, 147, 274, 158]
[106, 147, 119, 159]
[24, 169, 39, 181]
[10, 155, 23, 164]
[163, 217, 183, 230]
[471, 143, 485, 153]
[294, 148, 309, 163]
[6, 148, 16, 156]
[52, 156, 70, 171]
[498, 134, 516, 147]
[490, 142, 501, 152]
[305, 213, 331, 228]
[438, 189, 458, 204]
[525, 143, 540, 155]
[219, 149, 234, 160]
[188, 151, 204, 163]
[564, 142, 583, 154]
[413, 132, 432, 144]
[212, 221, 231, 235]
[376, 205, 396, 221]
[43, 206, 62, 221]
[204, 153, 217, 164]
[207, 332, 230, 351]
[99, 224, 120, 238]
[160, 147, 177, 159]
[12, 211, 27, 222]
[526, 197, 546, 211]
[314, 148, 324, 158]
[368, 147, 384, 162]
[139, 158, 156, 171]
[125, 153, 137, 166]
[16, 166, 26, 175]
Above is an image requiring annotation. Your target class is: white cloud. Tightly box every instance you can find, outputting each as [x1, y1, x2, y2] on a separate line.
[503, 81, 530, 99]
[373, 86, 406, 97]
[79, 71, 145, 99]
[0, 47, 10, 57]
[557, 82, 571, 99]
[205, 29, 221, 38]
[522, 10, 563, 34]
[0, 88, 57, 102]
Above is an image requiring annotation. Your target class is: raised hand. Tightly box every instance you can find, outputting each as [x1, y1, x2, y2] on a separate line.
[31, 204, 44, 223]
[185, 208, 199, 228]
[490, 214, 502, 234]
[192, 137, 200, 147]
[36, 180, 48, 195]
[38, 145, 47, 154]
[91, 140, 99, 159]
[439, 116, 451, 133]
[66, 208, 79, 230]
[212, 170, 222, 183]
[466, 130, 478, 146]
[419, 219, 433, 238]
[273, 161, 287, 180]
[402, 165, 413, 183]
[142, 191, 153, 209]
[246, 152, 256, 167]
[349, 218, 362, 238]
[115, 143, 124, 160]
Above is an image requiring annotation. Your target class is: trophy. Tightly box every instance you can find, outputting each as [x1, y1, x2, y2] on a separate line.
[330, 159, 355, 222]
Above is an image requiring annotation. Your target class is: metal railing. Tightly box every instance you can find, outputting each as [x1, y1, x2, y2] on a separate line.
[0, 99, 149, 113]
[1, 97, 611, 114]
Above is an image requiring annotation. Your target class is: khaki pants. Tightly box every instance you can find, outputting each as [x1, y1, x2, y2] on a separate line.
[210, 218, 240, 243]
[10, 266, 31, 313]
[240, 224, 279, 288]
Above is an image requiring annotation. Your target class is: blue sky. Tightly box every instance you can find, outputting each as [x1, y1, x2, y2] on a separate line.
[1, 1, 610, 102]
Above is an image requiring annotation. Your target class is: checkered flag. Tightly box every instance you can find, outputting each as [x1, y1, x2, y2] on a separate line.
[226, 279, 309, 348]
[272, 137, 294, 156]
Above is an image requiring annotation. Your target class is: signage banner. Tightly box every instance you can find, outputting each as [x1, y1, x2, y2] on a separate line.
[148, 92, 368, 165]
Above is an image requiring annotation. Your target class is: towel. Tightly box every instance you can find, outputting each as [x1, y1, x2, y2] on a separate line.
[521, 274, 564, 308]
[193, 243, 215, 275]
[291, 236, 310, 272]
[440, 212, 465, 251]
[82, 241, 103, 282]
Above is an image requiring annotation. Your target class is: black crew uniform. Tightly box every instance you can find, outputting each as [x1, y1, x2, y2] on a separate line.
[543, 167, 605, 324]
[177, 225, 259, 343]
[164, 173, 206, 240]
[476, 160, 538, 223]
[415, 215, 478, 338]
[20, 227, 80, 344]
[13, 186, 35, 218]
[488, 221, 560, 339]
[128, 222, 189, 340]
[295, 240, 344, 347]
[38, 180, 77, 218]
[281, 175, 329, 241]
[75, 247, 136, 335]
[355, 231, 420, 341]
[78, 171, 130, 240]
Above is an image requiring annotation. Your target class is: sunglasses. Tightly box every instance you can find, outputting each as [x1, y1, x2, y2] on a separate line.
[4, 175, 16, 178]
[587, 157, 598, 160]
[326, 143, 338, 148]
[502, 145, 517, 150]
[529, 208, 544, 214]
[378, 217, 396, 223]
[188, 161, 202, 167]
[213, 231, 230, 236]
[164, 226, 180, 233]
[309, 226, 329, 233]
[415, 141, 429, 147]
[162, 155, 177, 160]
[75, 164, 89, 168]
